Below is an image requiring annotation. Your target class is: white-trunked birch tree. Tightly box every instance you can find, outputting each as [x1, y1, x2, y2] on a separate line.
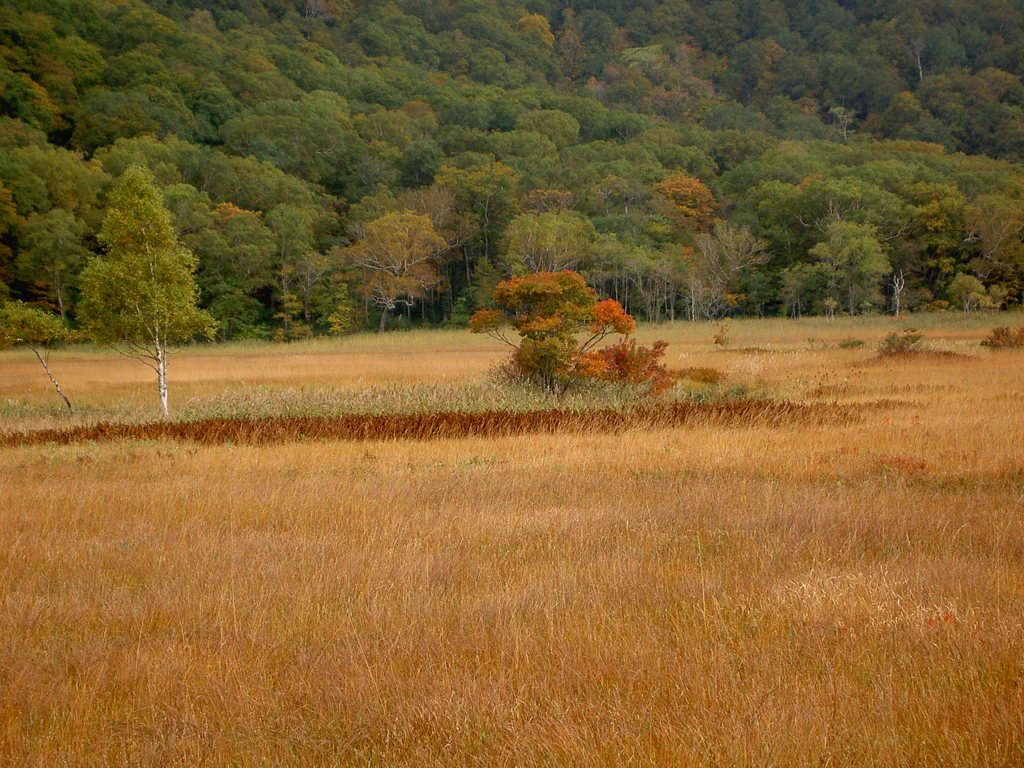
[79, 166, 213, 417]
[0, 301, 74, 412]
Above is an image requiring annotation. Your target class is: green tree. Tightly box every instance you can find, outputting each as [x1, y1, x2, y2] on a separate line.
[0, 145, 109, 226]
[503, 212, 597, 273]
[219, 92, 358, 187]
[0, 300, 73, 411]
[778, 264, 823, 319]
[17, 209, 88, 319]
[964, 195, 1024, 279]
[948, 272, 992, 312]
[191, 202, 276, 339]
[514, 109, 580, 149]
[265, 202, 325, 330]
[809, 221, 890, 315]
[78, 166, 213, 416]
[73, 86, 196, 153]
[435, 159, 520, 260]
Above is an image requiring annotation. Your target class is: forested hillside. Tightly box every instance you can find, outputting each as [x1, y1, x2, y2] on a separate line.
[3, 0, 1024, 336]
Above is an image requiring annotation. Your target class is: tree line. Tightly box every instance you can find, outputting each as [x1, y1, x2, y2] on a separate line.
[2, 0, 1024, 338]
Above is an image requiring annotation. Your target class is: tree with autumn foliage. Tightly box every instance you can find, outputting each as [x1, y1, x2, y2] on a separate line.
[470, 270, 669, 395]
[470, 270, 632, 393]
[341, 211, 446, 333]
[654, 174, 717, 233]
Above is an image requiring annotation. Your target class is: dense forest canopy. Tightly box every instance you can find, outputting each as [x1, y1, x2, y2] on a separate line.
[3, 0, 1024, 336]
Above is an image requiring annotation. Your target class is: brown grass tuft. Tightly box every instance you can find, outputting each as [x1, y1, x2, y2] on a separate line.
[670, 366, 725, 384]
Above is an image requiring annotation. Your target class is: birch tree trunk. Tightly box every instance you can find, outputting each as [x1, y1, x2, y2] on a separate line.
[30, 346, 73, 412]
[891, 270, 905, 316]
[156, 338, 169, 417]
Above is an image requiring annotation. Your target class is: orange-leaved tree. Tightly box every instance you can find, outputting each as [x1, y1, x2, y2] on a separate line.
[470, 270, 671, 395]
[654, 174, 716, 232]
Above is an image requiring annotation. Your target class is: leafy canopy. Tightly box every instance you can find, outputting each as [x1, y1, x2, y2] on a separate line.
[342, 210, 446, 331]
[0, 299, 74, 411]
[0, 300, 70, 348]
[79, 165, 213, 351]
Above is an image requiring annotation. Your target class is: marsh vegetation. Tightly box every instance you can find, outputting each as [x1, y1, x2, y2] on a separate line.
[0, 316, 1021, 766]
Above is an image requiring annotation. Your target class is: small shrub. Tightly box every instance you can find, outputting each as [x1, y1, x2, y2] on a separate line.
[582, 339, 674, 396]
[713, 321, 731, 347]
[721, 383, 751, 399]
[980, 326, 1024, 349]
[838, 338, 865, 349]
[878, 328, 924, 356]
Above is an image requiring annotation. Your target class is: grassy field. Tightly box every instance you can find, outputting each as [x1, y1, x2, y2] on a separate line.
[0, 313, 1009, 426]
[1, 315, 1022, 766]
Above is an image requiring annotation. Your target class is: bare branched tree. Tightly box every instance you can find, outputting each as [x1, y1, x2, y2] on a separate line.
[690, 222, 771, 319]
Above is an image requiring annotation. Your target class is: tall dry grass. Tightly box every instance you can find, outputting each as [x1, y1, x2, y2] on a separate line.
[0, 319, 1022, 766]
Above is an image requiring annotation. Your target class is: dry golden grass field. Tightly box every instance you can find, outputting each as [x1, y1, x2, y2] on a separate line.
[1, 315, 1022, 766]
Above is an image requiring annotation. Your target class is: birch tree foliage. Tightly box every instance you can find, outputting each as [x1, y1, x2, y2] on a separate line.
[78, 165, 213, 415]
[0, 300, 74, 412]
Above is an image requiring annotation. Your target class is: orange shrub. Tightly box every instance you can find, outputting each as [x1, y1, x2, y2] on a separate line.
[582, 339, 674, 396]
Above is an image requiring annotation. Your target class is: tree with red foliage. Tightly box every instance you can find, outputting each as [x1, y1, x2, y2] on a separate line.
[470, 270, 671, 395]
[582, 339, 674, 396]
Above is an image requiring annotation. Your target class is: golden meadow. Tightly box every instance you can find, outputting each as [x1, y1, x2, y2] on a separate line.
[1, 315, 1021, 766]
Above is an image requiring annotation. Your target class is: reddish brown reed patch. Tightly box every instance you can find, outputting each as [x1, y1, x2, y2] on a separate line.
[0, 400, 898, 448]
[859, 350, 972, 366]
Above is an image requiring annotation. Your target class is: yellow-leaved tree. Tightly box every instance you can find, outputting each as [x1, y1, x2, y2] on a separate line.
[342, 211, 446, 333]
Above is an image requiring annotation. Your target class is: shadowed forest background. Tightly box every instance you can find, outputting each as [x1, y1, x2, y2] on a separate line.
[4, 0, 1024, 338]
